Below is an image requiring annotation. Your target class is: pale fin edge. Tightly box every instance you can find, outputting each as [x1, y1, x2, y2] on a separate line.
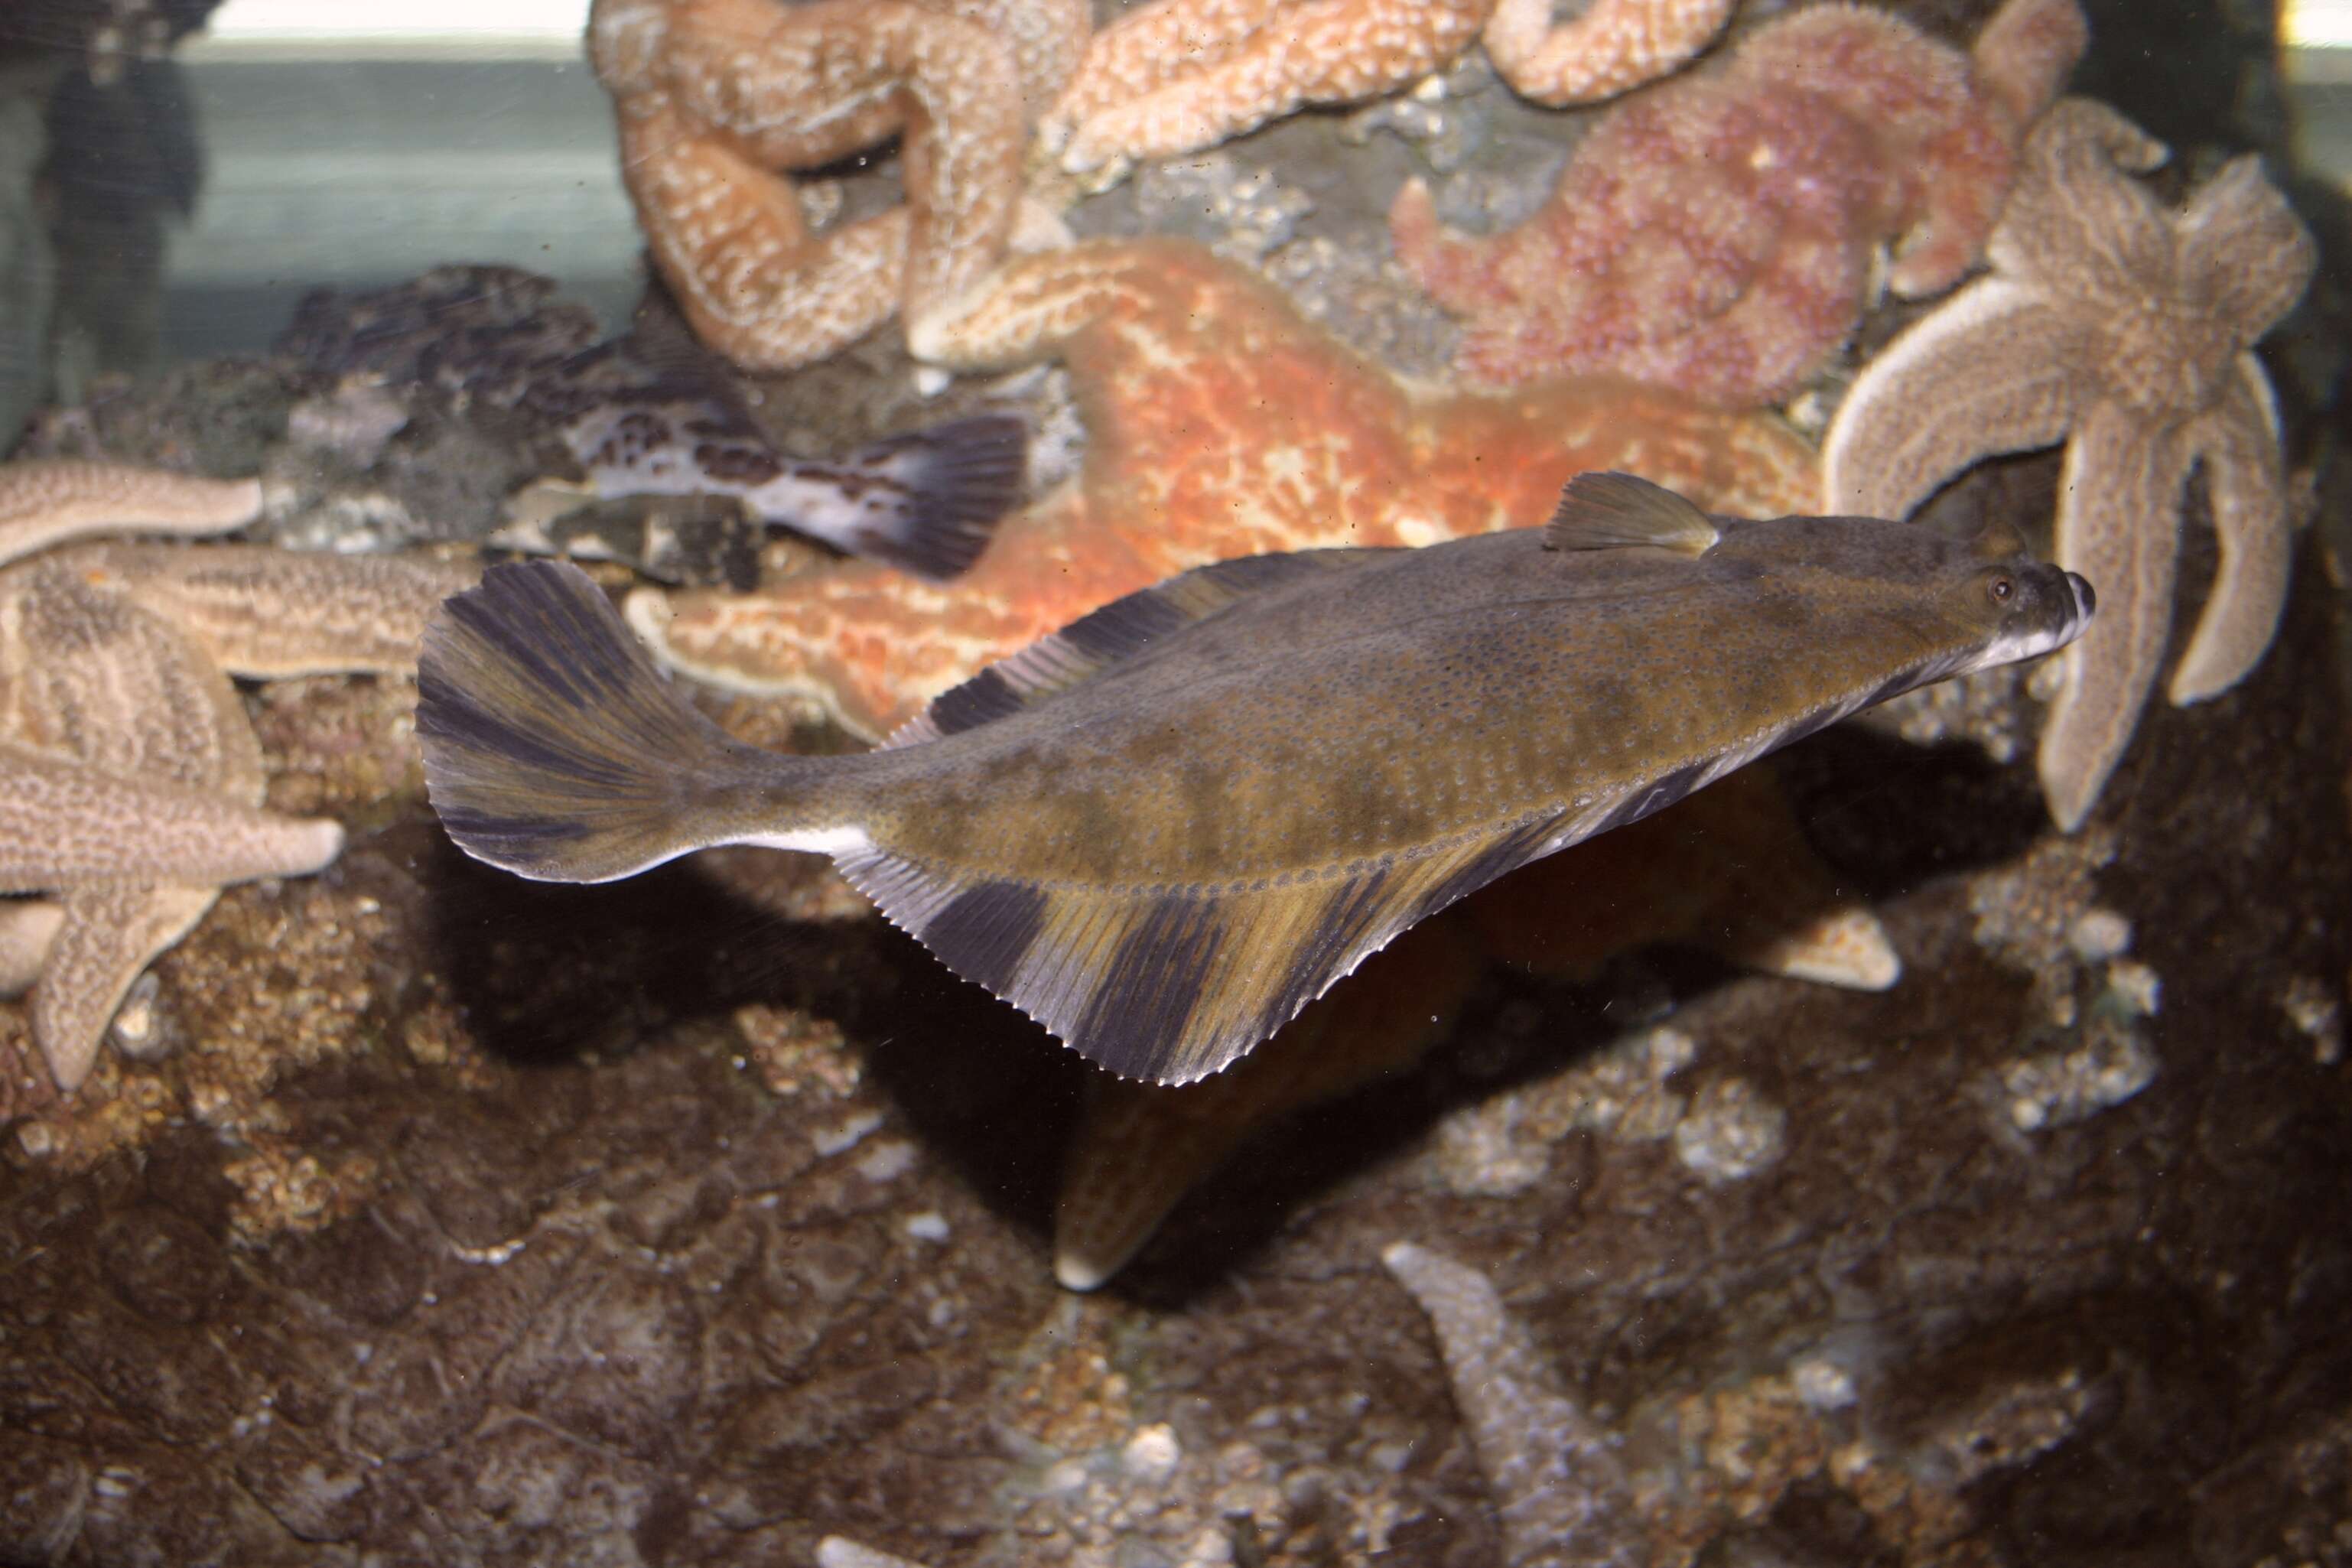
[1544, 471, 1721, 555]
[837, 808, 1571, 1086]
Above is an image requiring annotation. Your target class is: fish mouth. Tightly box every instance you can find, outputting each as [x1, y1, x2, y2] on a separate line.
[2066, 570, 2097, 630]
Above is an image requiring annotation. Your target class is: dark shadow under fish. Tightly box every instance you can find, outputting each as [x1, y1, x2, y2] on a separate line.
[417, 474, 2095, 1085]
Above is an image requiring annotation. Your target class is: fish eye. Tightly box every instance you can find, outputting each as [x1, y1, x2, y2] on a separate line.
[1986, 575, 2015, 604]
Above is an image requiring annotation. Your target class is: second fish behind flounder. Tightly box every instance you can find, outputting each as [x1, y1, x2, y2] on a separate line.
[417, 475, 2094, 1085]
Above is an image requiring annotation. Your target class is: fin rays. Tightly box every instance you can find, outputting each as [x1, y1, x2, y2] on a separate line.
[842, 809, 1571, 1084]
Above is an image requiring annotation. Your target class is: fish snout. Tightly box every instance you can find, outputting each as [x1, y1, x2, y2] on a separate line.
[2066, 570, 2097, 627]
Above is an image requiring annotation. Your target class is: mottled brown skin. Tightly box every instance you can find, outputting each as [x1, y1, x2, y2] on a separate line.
[759, 522, 2072, 886]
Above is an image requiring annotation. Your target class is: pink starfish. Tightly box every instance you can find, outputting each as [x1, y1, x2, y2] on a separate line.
[1391, 0, 2087, 406]
[626, 239, 1820, 739]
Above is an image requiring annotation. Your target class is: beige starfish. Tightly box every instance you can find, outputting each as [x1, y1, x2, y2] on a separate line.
[1480, 0, 1736, 106]
[1822, 99, 2314, 831]
[0, 457, 261, 568]
[1039, 0, 1750, 181]
[1382, 1241, 1642, 1566]
[588, 0, 1085, 371]
[0, 542, 477, 1091]
[1039, 0, 1490, 178]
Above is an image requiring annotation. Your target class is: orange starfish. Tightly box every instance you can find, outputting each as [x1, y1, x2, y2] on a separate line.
[629, 239, 1820, 738]
[587, 0, 1088, 371]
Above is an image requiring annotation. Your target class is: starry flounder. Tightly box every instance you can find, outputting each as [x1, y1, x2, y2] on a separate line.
[418, 474, 2093, 1085]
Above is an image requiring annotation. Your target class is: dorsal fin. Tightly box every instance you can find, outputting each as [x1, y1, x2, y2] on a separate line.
[882, 548, 1378, 749]
[1544, 472, 1720, 556]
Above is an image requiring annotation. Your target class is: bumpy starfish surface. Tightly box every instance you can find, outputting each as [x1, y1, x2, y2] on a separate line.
[588, 0, 1087, 371]
[0, 457, 261, 568]
[1391, 0, 2087, 405]
[1038, 0, 1488, 178]
[1480, 0, 1736, 106]
[1055, 763, 1898, 1290]
[1039, 0, 1753, 181]
[631, 239, 1820, 737]
[0, 543, 477, 1090]
[1821, 99, 2315, 830]
[1382, 1241, 1644, 1567]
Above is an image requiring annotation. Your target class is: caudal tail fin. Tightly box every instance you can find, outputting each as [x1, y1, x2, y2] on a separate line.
[830, 413, 1027, 581]
[418, 559, 774, 883]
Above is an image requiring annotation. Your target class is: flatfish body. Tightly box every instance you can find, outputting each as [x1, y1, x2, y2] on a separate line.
[418, 475, 2093, 1084]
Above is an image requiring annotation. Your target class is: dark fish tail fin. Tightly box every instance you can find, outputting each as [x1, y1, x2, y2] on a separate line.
[418, 559, 792, 883]
[836, 413, 1027, 581]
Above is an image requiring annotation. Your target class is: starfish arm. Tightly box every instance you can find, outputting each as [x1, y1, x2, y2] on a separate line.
[31, 883, 216, 1091]
[1053, 0, 1488, 174]
[0, 743, 343, 891]
[76, 545, 480, 679]
[908, 239, 1165, 368]
[2038, 401, 2198, 832]
[1986, 99, 2171, 300]
[1821, 278, 2088, 517]
[597, 0, 1026, 368]
[1043, 0, 1286, 138]
[1381, 1242, 1645, 1566]
[0, 899, 63, 996]
[2176, 156, 2318, 347]
[2169, 353, 2294, 706]
[1481, 0, 1737, 107]
[942, 0, 1091, 116]
[0, 460, 260, 571]
[2, 558, 267, 798]
[1967, 0, 2090, 132]
[614, 99, 911, 370]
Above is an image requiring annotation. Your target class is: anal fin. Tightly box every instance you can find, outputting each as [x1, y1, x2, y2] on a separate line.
[838, 809, 1567, 1085]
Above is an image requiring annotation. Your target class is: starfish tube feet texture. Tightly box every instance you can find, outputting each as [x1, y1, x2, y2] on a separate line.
[1480, 0, 1737, 106]
[0, 457, 261, 568]
[1821, 98, 2315, 830]
[1391, 0, 2087, 405]
[0, 744, 343, 890]
[1039, 0, 1489, 178]
[590, 0, 1033, 370]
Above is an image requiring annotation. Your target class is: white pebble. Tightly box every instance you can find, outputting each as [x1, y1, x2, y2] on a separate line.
[1121, 1423, 1182, 1485]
